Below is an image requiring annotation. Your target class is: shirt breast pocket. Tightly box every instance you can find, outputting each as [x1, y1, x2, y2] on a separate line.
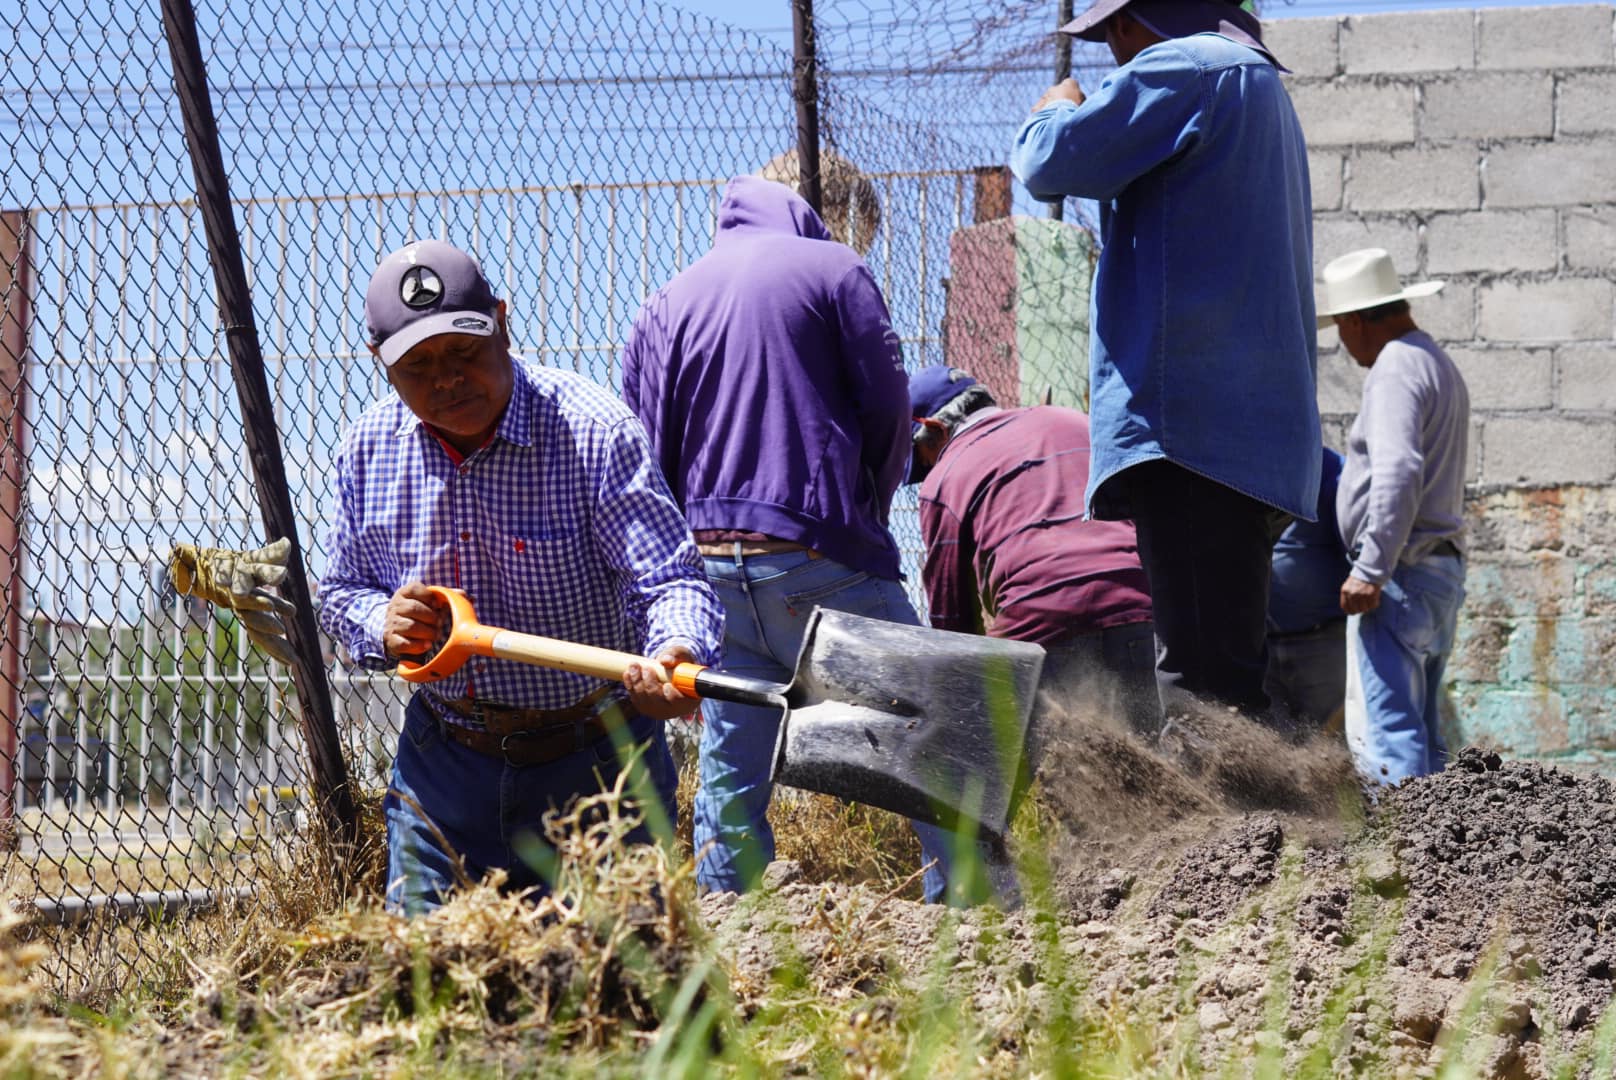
[492, 528, 580, 586]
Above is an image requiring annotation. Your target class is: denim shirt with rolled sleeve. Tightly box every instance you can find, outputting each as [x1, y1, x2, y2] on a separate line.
[1010, 32, 1321, 521]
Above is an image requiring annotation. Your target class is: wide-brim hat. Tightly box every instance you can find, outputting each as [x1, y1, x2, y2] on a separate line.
[1060, 0, 1133, 41]
[1060, 0, 1253, 43]
[1315, 248, 1444, 329]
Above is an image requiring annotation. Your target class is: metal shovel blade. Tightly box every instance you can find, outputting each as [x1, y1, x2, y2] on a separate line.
[769, 609, 1045, 839]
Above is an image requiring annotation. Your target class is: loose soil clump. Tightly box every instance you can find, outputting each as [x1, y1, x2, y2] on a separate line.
[705, 705, 1616, 1077]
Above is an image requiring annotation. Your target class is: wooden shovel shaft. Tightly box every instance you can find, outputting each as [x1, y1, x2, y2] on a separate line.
[396, 585, 788, 707]
[486, 629, 786, 707]
[484, 628, 703, 696]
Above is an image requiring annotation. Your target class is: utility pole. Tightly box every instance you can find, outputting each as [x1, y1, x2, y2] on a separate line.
[1051, 0, 1074, 221]
[791, 0, 823, 215]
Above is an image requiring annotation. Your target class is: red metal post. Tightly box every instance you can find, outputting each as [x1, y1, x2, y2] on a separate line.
[0, 211, 32, 837]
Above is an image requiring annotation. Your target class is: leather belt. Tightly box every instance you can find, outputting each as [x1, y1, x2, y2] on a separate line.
[1430, 539, 1462, 559]
[695, 539, 821, 560]
[428, 684, 614, 736]
[439, 709, 626, 767]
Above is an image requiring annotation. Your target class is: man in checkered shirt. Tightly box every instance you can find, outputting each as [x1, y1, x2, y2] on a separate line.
[319, 240, 723, 915]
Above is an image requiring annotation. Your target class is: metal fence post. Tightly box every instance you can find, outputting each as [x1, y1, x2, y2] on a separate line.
[1051, 0, 1074, 222]
[791, 0, 823, 216]
[0, 211, 29, 843]
[158, 0, 357, 845]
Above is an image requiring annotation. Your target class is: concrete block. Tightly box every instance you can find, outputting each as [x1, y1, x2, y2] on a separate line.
[1266, 17, 1340, 78]
[1475, 555, 1580, 617]
[1558, 344, 1616, 410]
[1451, 617, 1510, 683]
[1450, 688, 1570, 757]
[1500, 617, 1609, 685]
[1564, 206, 1616, 271]
[1566, 684, 1616, 750]
[1421, 72, 1555, 140]
[1477, 5, 1615, 70]
[1309, 150, 1344, 212]
[1426, 210, 1557, 275]
[1320, 415, 1352, 455]
[1311, 214, 1419, 275]
[1479, 278, 1613, 342]
[944, 217, 1096, 410]
[1342, 11, 1474, 74]
[1348, 145, 1479, 212]
[1560, 71, 1616, 133]
[1449, 347, 1554, 410]
[1469, 417, 1485, 484]
[1289, 81, 1416, 147]
[1418, 280, 1476, 342]
[1482, 416, 1616, 484]
[1487, 140, 1616, 208]
[1586, 564, 1616, 615]
[1464, 486, 1616, 556]
[1316, 352, 1367, 414]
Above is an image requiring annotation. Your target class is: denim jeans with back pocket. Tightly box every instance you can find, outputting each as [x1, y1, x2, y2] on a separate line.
[1344, 552, 1466, 786]
[693, 548, 962, 903]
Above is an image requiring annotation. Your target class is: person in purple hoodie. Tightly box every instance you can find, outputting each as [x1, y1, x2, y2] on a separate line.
[621, 175, 963, 904]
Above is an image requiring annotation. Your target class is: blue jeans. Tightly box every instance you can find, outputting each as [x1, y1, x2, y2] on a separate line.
[695, 548, 958, 903]
[1345, 554, 1465, 785]
[385, 692, 677, 915]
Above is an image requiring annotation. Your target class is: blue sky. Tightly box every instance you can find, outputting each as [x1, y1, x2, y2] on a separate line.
[675, 0, 1572, 41]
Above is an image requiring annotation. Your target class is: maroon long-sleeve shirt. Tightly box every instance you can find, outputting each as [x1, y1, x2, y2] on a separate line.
[918, 406, 1153, 644]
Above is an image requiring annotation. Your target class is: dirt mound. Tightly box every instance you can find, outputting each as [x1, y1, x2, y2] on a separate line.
[1371, 747, 1616, 1036]
[1026, 697, 1361, 919]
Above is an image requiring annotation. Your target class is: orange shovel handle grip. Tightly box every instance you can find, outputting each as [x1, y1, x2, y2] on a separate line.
[396, 586, 704, 698]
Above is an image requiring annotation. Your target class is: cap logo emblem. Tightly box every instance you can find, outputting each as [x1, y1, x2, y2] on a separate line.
[399, 266, 443, 309]
[452, 316, 491, 331]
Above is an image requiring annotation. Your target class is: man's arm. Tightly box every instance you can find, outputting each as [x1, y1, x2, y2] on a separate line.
[1011, 47, 1205, 203]
[832, 263, 910, 517]
[316, 452, 395, 670]
[592, 417, 724, 668]
[919, 494, 983, 635]
[1348, 359, 1428, 588]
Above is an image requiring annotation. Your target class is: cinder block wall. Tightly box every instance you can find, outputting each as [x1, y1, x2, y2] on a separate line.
[1268, 4, 1616, 768]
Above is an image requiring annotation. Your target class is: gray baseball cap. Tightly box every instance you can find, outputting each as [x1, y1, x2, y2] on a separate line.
[364, 239, 500, 366]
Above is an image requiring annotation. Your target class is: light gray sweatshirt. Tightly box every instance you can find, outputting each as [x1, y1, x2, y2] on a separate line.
[1336, 330, 1470, 585]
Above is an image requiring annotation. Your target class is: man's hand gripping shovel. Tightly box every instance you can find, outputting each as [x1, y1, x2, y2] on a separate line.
[397, 586, 1045, 840]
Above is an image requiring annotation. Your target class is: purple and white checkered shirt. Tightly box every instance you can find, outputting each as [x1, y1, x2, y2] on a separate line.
[318, 359, 724, 711]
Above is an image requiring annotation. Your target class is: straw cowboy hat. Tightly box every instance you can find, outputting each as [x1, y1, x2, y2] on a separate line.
[1315, 248, 1444, 329]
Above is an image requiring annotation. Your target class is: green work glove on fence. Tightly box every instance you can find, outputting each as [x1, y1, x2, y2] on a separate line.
[168, 536, 299, 665]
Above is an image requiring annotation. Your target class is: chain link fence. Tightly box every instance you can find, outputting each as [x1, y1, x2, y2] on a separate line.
[2, 0, 1106, 993]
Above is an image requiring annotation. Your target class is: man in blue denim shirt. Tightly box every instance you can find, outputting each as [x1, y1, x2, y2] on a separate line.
[1011, 0, 1320, 729]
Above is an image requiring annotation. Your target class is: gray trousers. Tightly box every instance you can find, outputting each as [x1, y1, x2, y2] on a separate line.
[1263, 618, 1347, 736]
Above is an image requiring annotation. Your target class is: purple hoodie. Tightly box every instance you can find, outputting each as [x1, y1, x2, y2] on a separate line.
[621, 176, 910, 579]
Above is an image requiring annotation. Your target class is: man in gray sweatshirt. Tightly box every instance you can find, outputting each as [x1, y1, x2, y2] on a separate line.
[1317, 248, 1470, 785]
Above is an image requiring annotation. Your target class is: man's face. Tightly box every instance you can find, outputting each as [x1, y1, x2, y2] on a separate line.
[1333, 313, 1376, 368]
[1104, 13, 1154, 65]
[383, 303, 515, 447]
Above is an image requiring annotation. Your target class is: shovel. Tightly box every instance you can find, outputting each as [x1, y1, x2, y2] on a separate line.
[396, 586, 1045, 839]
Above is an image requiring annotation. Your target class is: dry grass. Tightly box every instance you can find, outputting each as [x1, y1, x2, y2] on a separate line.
[0, 768, 723, 1077]
[670, 737, 926, 899]
[0, 736, 972, 1075]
